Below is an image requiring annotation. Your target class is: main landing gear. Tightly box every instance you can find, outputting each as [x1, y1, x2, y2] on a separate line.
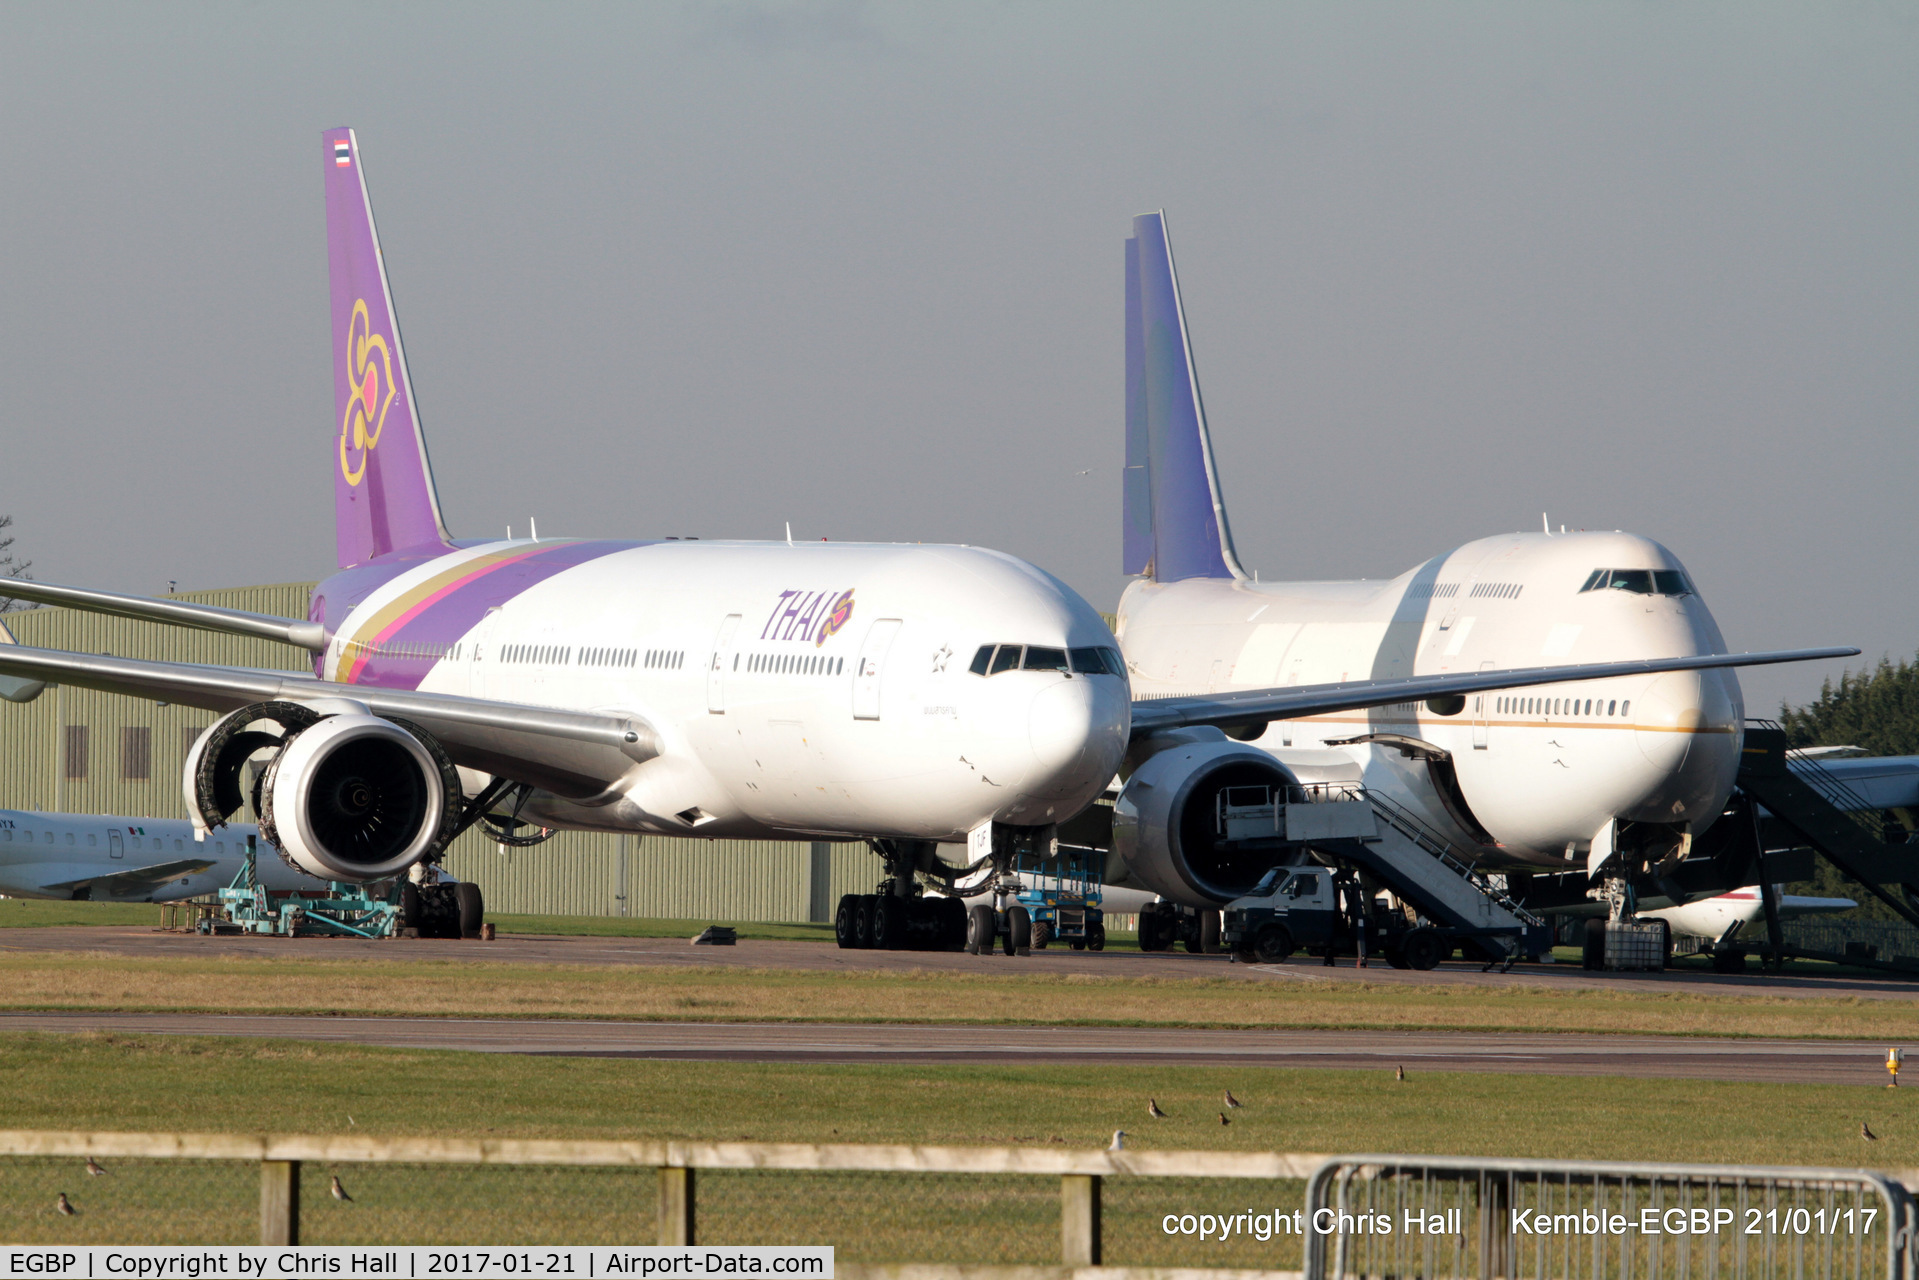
[833, 839, 967, 951]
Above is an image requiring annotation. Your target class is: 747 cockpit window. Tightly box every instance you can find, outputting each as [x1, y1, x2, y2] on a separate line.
[969, 644, 1126, 677]
[1579, 568, 1694, 597]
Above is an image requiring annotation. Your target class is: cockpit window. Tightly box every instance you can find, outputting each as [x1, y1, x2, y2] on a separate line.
[1023, 646, 1070, 673]
[1070, 646, 1125, 677]
[1580, 568, 1694, 597]
[971, 644, 1127, 677]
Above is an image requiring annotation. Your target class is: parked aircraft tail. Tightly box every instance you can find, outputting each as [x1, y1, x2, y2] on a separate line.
[324, 127, 453, 568]
[1123, 212, 1246, 583]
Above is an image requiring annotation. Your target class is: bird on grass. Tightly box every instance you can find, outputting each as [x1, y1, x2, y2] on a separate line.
[1109, 1130, 1126, 1151]
[84, 1158, 107, 1177]
[1863, 1121, 1880, 1142]
[1219, 1112, 1231, 1126]
[1396, 1065, 1405, 1082]
[1148, 1098, 1167, 1119]
[1224, 1090, 1242, 1109]
[330, 1175, 354, 1202]
[56, 1193, 76, 1217]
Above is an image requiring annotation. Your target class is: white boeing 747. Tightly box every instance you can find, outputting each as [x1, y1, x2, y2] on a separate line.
[1103, 212, 1853, 942]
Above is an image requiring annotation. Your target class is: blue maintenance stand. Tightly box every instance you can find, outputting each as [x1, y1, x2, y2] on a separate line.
[207, 836, 403, 939]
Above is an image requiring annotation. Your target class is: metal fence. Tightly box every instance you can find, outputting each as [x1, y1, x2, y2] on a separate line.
[1304, 1154, 1916, 1280]
[9, 1134, 1919, 1280]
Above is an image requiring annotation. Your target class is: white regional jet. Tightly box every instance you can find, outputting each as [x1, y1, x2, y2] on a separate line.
[0, 144, 1850, 954]
[1106, 212, 1853, 936]
[0, 810, 321, 903]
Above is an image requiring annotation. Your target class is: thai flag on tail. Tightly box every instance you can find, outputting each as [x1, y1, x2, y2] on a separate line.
[333, 140, 351, 167]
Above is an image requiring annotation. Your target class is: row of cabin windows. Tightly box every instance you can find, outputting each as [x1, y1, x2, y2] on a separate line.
[1496, 695, 1632, 718]
[1579, 568, 1695, 597]
[348, 640, 460, 661]
[968, 644, 1127, 678]
[496, 644, 682, 670]
[744, 652, 844, 676]
[0, 827, 195, 852]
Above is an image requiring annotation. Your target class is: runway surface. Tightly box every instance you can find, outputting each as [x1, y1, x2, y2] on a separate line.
[2, 926, 1917, 1000]
[0, 1012, 1902, 1084]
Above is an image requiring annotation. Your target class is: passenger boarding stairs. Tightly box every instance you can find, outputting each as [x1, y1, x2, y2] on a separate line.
[1738, 721, 1919, 936]
[1223, 785, 1549, 957]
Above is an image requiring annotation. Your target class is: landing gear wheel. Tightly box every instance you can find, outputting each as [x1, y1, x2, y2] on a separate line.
[1384, 944, 1410, 970]
[1193, 910, 1223, 955]
[399, 883, 422, 936]
[1401, 927, 1444, 971]
[1005, 905, 1032, 956]
[1030, 920, 1052, 950]
[1710, 949, 1747, 974]
[873, 896, 908, 950]
[856, 894, 880, 949]
[1253, 922, 1295, 964]
[1650, 918, 1672, 970]
[1087, 922, 1106, 952]
[1139, 910, 1164, 953]
[937, 897, 967, 951]
[455, 882, 484, 940]
[1582, 917, 1607, 971]
[966, 903, 996, 955]
[834, 894, 859, 949]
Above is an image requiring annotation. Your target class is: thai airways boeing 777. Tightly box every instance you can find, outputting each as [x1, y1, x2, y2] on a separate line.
[0, 141, 1849, 953]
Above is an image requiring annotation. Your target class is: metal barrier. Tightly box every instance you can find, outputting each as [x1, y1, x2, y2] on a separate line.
[1304, 1154, 1916, 1280]
[13, 1132, 1919, 1278]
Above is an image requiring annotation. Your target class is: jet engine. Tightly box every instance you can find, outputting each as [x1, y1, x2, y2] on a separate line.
[184, 701, 463, 881]
[1112, 736, 1298, 905]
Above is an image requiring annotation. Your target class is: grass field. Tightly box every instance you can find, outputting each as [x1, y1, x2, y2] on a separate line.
[0, 950, 1910, 1040]
[0, 1031, 1912, 1253]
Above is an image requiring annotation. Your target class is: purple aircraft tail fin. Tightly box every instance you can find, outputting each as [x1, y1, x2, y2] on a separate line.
[1123, 212, 1245, 582]
[324, 127, 453, 568]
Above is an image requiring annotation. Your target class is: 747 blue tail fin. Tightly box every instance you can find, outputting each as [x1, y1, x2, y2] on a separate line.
[1123, 212, 1246, 583]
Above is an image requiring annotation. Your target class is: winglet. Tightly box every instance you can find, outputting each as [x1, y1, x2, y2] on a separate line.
[324, 128, 453, 568]
[1123, 212, 1245, 582]
[0, 616, 45, 704]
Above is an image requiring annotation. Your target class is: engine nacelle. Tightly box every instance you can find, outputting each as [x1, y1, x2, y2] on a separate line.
[1112, 737, 1298, 906]
[261, 714, 454, 881]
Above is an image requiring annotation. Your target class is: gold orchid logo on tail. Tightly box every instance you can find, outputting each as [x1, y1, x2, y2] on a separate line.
[339, 299, 397, 486]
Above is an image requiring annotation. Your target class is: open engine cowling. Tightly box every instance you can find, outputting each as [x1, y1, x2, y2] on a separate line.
[1112, 737, 1298, 906]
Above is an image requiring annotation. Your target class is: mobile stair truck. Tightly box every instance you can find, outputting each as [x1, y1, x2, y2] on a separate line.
[1214, 783, 1552, 969]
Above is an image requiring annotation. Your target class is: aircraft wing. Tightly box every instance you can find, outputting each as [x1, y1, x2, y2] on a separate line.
[38, 858, 218, 898]
[0, 644, 660, 799]
[0, 580, 325, 650]
[1129, 647, 1859, 737]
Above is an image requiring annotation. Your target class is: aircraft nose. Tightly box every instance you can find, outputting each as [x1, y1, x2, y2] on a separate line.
[1027, 677, 1130, 801]
[1626, 669, 1742, 825]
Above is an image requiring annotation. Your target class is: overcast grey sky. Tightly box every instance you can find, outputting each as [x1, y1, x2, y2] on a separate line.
[1, 2, 1913, 712]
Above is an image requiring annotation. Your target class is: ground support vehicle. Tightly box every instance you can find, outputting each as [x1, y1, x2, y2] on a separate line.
[1011, 843, 1106, 951]
[1187, 784, 1551, 967]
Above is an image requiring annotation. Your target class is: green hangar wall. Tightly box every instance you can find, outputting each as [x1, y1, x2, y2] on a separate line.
[0, 584, 877, 920]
